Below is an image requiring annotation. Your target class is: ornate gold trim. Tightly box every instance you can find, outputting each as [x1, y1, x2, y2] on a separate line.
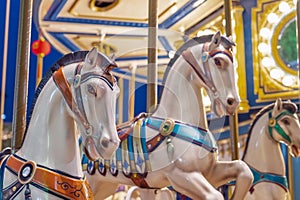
[233, 5, 250, 112]
[271, 10, 297, 76]
[252, 0, 299, 101]
[69, 0, 177, 22]
[159, 119, 175, 136]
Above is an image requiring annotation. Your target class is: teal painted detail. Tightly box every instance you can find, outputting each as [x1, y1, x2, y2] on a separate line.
[145, 116, 217, 152]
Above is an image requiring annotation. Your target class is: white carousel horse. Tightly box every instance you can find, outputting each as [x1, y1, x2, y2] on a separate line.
[84, 32, 253, 200]
[0, 47, 120, 199]
[241, 98, 300, 200]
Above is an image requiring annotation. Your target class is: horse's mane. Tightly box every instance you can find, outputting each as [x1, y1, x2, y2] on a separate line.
[161, 34, 235, 90]
[25, 50, 89, 133]
[241, 101, 297, 160]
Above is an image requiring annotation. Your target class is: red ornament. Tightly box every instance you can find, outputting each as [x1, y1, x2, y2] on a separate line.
[32, 37, 51, 57]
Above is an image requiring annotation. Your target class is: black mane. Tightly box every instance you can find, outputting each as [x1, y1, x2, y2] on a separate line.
[241, 101, 297, 160]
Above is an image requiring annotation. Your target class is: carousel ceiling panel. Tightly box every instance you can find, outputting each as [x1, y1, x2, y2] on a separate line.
[35, 0, 224, 81]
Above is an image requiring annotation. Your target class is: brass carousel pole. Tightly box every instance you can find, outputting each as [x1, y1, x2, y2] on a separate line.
[129, 64, 136, 119]
[0, 0, 11, 150]
[147, 0, 158, 112]
[224, 0, 239, 161]
[11, 0, 34, 151]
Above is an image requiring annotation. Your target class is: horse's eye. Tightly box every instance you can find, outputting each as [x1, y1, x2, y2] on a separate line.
[214, 58, 221, 66]
[87, 84, 97, 97]
[282, 118, 290, 125]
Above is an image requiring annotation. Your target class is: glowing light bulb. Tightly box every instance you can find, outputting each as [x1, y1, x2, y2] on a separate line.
[258, 42, 270, 54]
[270, 68, 284, 79]
[279, 2, 290, 13]
[282, 76, 294, 86]
[262, 57, 275, 67]
[267, 13, 279, 24]
[168, 50, 175, 59]
[260, 28, 271, 39]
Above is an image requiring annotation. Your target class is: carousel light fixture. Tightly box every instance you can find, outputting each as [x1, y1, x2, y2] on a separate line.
[259, 28, 271, 38]
[168, 50, 175, 59]
[270, 68, 284, 79]
[171, 6, 178, 14]
[279, 2, 290, 13]
[193, 0, 205, 8]
[253, 0, 298, 100]
[179, 26, 185, 33]
[282, 75, 294, 86]
[267, 13, 279, 24]
[261, 56, 274, 68]
[258, 42, 270, 54]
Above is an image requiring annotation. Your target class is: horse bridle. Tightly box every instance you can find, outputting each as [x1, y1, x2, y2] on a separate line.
[52, 63, 117, 138]
[181, 42, 233, 101]
[268, 110, 295, 143]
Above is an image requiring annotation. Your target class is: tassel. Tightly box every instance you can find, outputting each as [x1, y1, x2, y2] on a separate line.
[24, 184, 32, 200]
[166, 137, 174, 161]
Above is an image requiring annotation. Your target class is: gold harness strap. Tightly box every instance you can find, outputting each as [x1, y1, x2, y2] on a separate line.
[5, 155, 93, 200]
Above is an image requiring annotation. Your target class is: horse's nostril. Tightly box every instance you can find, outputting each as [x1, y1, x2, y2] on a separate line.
[227, 98, 235, 106]
[101, 138, 109, 148]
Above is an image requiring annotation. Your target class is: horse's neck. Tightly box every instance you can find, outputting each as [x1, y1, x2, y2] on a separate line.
[17, 73, 83, 177]
[243, 114, 285, 175]
[153, 46, 207, 129]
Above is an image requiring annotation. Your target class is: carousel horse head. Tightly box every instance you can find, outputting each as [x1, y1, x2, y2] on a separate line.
[173, 31, 239, 117]
[194, 31, 239, 116]
[0, 48, 120, 199]
[203, 32, 239, 116]
[269, 98, 300, 157]
[66, 47, 120, 160]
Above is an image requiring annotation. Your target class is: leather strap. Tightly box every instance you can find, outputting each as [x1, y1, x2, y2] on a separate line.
[52, 67, 74, 111]
[268, 110, 293, 143]
[5, 154, 93, 200]
[52, 66, 90, 130]
[130, 173, 150, 188]
[182, 49, 217, 93]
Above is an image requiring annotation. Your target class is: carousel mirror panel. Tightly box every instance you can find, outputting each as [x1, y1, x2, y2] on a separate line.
[252, 0, 299, 101]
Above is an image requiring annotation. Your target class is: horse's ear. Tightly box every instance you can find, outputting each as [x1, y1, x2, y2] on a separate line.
[272, 98, 283, 117]
[209, 31, 221, 50]
[85, 47, 99, 69]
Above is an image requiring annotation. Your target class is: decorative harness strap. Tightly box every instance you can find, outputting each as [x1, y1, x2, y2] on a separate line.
[249, 166, 288, 193]
[226, 165, 288, 193]
[52, 63, 116, 135]
[53, 64, 117, 160]
[52, 66, 91, 131]
[3, 154, 93, 200]
[130, 115, 217, 188]
[268, 110, 294, 143]
[89, 113, 217, 189]
[0, 148, 12, 200]
[145, 116, 217, 153]
[227, 110, 293, 192]
[181, 44, 233, 98]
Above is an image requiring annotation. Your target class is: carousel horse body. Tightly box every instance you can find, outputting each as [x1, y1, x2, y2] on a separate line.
[241, 98, 300, 200]
[0, 47, 120, 199]
[85, 32, 253, 200]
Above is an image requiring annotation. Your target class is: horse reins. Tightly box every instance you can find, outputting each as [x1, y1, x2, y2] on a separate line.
[181, 42, 233, 98]
[268, 110, 295, 143]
